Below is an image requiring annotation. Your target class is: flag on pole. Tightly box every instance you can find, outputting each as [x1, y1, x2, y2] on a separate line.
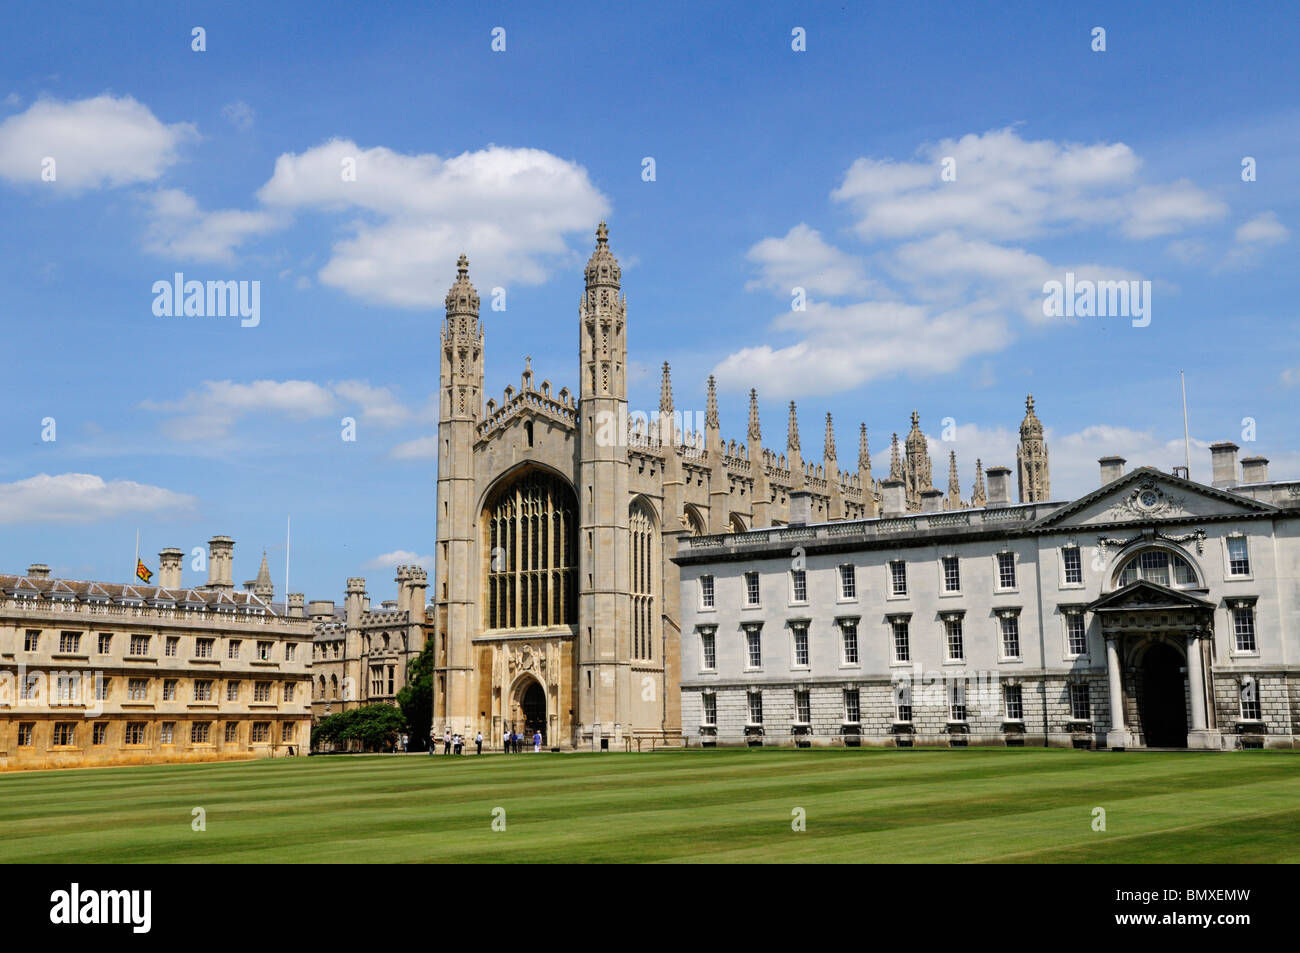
[136, 559, 153, 584]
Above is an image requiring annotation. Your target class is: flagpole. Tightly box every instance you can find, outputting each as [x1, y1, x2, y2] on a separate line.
[134, 528, 139, 579]
[1181, 371, 1191, 478]
[284, 516, 291, 603]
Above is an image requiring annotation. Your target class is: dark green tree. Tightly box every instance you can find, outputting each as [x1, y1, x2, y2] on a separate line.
[397, 638, 434, 750]
[311, 703, 407, 753]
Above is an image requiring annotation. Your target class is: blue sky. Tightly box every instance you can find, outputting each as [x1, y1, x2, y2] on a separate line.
[1, 1, 1296, 604]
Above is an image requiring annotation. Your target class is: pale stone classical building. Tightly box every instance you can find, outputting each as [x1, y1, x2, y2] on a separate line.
[308, 569, 429, 722]
[676, 443, 1300, 750]
[0, 536, 313, 770]
[428, 223, 1034, 748]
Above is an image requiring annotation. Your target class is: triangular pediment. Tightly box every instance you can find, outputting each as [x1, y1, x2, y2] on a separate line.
[1032, 467, 1274, 529]
[1086, 579, 1215, 613]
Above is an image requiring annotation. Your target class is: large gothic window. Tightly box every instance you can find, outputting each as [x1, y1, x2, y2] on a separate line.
[630, 500, 656, 660]
[484, 468, 577, 630]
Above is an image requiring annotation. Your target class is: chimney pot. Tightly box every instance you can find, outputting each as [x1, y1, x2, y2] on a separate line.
[1209, 442, 1240, 488]
[1240, 455, 1270, 484]
[1099, 455, 1126, 486]
[880, 479, 907, 517]
[986, 467, 1012, 507]
[26, 563, 49, 578]
[921, 488, 944, 513]
[788, 489, 812, 526]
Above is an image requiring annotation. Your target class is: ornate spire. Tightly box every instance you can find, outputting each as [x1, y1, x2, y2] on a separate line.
[947, 451, 961, 509]
[659, 361, 673, 414]
[1017, 393, 1050, 502]
[584, 220, 621, 291]
[705, 375, 719, 430]
[824, 412, 836, 463]
[889, 432, 902, 479]
[253, 549, 274, 602]
[972, 458, 987, 506]
[787, 401, 800, 453]
[444, 254, 480, 324]
[858, 423, 870, 471]
[747, 389, 761, 443]
[903, 409, 933, 509]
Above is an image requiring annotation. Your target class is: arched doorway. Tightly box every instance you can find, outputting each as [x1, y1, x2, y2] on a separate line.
[519, 680, 547, 739]
[1139, 642, 1188, 748]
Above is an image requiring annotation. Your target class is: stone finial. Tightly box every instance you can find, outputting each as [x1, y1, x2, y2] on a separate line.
[659, 361, 673, 414]
[787, 401, 800, 453]
[858, 423, 870, 471]
[824, 412, 836, 463]
[705, 376, 719, 430]
[889, 432, 902, 479]
[972, 458, 987, 506]
[444, 254, 480, 317]
[747, 389, 761, 443]
[947, 451, 961, 509]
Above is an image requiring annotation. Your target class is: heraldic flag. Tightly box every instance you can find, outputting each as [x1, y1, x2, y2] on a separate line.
[136, 559, 153, 584]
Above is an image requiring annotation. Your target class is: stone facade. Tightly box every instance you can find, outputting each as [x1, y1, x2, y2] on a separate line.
[677, 445, 1300, 750]
[0, 537, 313, 770]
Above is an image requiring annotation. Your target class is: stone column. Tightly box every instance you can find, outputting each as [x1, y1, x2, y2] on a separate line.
[1105, 633, 1127, 748]
[1186, 632, 1207, 731]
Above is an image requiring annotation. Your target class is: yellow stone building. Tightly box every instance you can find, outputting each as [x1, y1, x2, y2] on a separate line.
[0, 537, 313, 770]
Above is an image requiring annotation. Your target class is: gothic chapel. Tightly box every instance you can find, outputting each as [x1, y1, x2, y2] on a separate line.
[429, 223, 1049, 747]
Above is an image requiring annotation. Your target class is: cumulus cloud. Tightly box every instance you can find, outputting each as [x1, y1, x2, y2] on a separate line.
[140, 188, 283, 263]
[718, 128, 1229, 396]
[0, 94, 196, 189]
[141, 378, 433, 440]
[221, 100, 254, 131]
[365, 550, 434, 571]
[389, 435, 439, 460]
[0, 473, 195, 524]
[257, 139, 610, 307]
[1234, 211, 1289, 245]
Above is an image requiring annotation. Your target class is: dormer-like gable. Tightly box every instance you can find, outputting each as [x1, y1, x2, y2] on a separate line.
[1031, 467, 1275, 531]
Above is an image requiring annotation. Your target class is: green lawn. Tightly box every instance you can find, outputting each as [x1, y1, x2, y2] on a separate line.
[1, 747, 1297, 863]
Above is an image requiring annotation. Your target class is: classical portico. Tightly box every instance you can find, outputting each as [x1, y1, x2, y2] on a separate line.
[1089, 580, 1218, 750]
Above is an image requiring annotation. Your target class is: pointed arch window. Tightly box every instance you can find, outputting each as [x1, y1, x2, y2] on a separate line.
[484, 469, 577, 630]
[630, 500, 657, 660]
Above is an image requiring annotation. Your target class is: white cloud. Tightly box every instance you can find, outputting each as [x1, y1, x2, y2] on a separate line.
[333, 380, 433, 427]
[3, 93, 20, 107]
[365, 550, 434, 571]
[1281, 367, 1300, 387]
[0, 473, 195, 524]
[0, 94, 196, 189]
[745, 224, 873, 297]
[1121, 180, 1228, 239]
[1234, 211, 1289, 245]
[141, 188, 283, 263]
[257, 139, 610, 307]
[221, 100, 254, 132]
[389, 435, 439, 460]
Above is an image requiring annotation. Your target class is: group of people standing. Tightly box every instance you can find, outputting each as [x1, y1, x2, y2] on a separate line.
[429, 730, 484, 755]
[504, 728, 543, 753]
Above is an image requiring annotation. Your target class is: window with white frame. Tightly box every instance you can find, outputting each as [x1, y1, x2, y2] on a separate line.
[996, 552, 1016, 589]
[282, 722, 295, 743]
[226, 680, 240, 702]
[791, 569, 807, 603]
[228, 639, 241, 659]
[164, 636, 179, 657]
[745, 626, 762, 668]
[1069, 683, 1091, 720]
[699, 628, 716, 670]
[124, 722, 146, 745]
[17, 723, 34, 746]
[128, 677, 149, 701]
[194, 680, 212, 702]
[944, 615, 964, 661]
[1065, 611, 1088, 656]
[93, 722, 108, 745]
[23, 630, 38, 652]
[129, 634, 150, 656]
[794, 690, 811, 724]
[257, 641, 273, 661]
[1062, 546, 1083, 585]
[701, 693, 716, 726]
[1000, 614, 1021, 659]
[283, 682, 296, 702]
[254, 681, 272, 702]
[891, 616, 910, 663]
[58, 632, 81, 654]
[285, 642, 297, 662]
[747, 691, 763, 725]
[52, 723, 76, 746]
[889, 560, 907, 596]
[792, 624, 809, 667]
[1004, 684, 1023, 720]
[700, 574, 715, 608]
[225, 722, 238, 743]
[895, 683, 912, 722]
[1232, 605, 1257, 653]
[840, 619, 859, 664]
[942, 556, 960, 593]
[97, 633, 112, 654]
[160, 722, 175, 744]
[191, 722, 211, 744]
[1227, 537, 1250, 576]
[1239, 678, 1260, 720]
[162, 679, 177, 701]
[839, 564, 856, 599]
[251, 722, 269, 743]
[949, 682, 967, 721]
[844, 689, 860, 724]
[195, 638, 214, 659]
[744, 572, 760, 607]
[1117, 549, 1197, 588]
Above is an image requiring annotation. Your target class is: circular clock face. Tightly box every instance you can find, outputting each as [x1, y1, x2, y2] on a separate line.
[1139, 490, 1159, 508]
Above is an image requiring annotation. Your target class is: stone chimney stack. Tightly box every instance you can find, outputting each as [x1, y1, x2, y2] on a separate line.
[287, 593, 305, 618]
[880, 479, 907, 517]
[308, 599, 336, 622]
[1099, 456, 1126, 486]
[157, 548, 183, 589]
[985, 466, 1012, 507]
[345, 578, 367, 627]
[407, 568, 428, 625]
[206, 536, 234, 591]
[1240, 455, 1270, 484]
[1210, 442, 1240, 488]
[26, 563, 49, 578]
[921, 488, 944, 513]
[788, 488, 812, 526]
[395, 566, 412, 615]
